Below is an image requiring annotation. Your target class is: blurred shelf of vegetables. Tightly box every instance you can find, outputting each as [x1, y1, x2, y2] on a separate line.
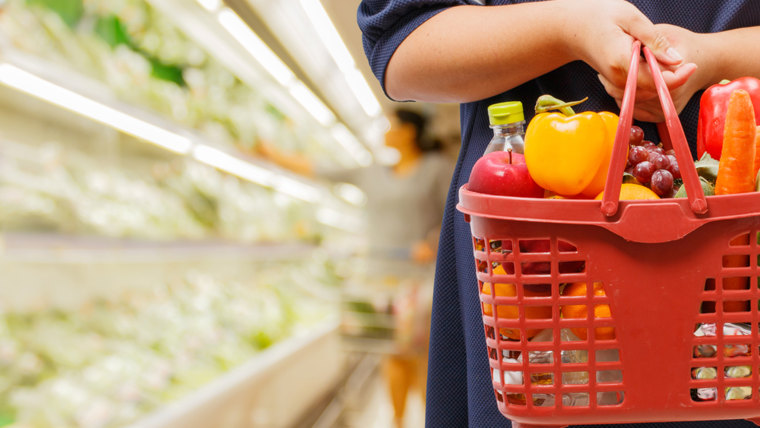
[0, 0, 371, 427]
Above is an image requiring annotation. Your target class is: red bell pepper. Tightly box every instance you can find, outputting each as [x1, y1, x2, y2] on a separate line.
[697, 77, 760, 160]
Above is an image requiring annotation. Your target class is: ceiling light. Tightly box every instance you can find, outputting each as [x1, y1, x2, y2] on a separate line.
[298, 0, 355, 73]
[196, 0, 221, 12]
[287, 81, 335, 126]
[217, 8, 296, 87]
[192, 144, 274, 187]
[298, 0, 383, 118]
[345, 68, 382, 117]
[316, 207, 363, 232]
[0, 63, 192, 154]
[330, 123, 372, 167]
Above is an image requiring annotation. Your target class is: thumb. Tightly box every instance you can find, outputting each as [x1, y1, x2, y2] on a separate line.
[623, 15, 683, 66]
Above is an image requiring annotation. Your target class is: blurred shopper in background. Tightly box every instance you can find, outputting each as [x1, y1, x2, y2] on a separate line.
[260, 107, 454, 427]
[327, 108, 453, 428]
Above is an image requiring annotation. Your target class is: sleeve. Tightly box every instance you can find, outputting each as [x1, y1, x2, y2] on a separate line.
[357, 0, 478, 100]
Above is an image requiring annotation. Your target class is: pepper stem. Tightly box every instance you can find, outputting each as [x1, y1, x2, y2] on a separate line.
[535, 95, 588, 116]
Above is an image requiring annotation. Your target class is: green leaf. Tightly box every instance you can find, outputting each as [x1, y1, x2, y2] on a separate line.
[94, 15, 132, 48]
[149, 57, 186, 86]
[27, 0, 83, 27]
[0, 409, 15, 427]
[694, 152, 720, 184]
[622, 172, 639, 184]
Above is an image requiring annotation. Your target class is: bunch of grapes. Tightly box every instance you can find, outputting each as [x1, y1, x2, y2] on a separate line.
[625, 126, 681, 197]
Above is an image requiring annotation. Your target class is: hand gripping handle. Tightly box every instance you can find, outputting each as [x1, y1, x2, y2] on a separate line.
[601, 41, 707, 216]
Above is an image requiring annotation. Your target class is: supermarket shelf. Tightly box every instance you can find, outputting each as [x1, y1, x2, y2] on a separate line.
[0, 45, 358, 213]
[128, 318, 347, 428]
[146, 0, 379, 162]
[0, 232, 319, 263]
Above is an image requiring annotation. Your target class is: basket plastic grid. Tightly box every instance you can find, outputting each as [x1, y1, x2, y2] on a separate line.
[458, 42, 760, 427]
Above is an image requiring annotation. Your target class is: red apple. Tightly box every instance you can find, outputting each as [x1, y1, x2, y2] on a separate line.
[467, 151, 544, 197]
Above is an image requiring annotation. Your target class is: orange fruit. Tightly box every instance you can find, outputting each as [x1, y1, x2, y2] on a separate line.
[480, 265, 551, 340]
[561, 281, 615, 340]
[594, 183, 659, 200]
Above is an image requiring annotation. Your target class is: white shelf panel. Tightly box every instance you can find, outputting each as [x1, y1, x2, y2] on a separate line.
[0, 232, 319, 264]
[127, 319, 346, 428]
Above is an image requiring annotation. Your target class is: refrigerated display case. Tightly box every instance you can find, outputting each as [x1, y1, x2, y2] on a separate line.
[0, 1, 371, 426]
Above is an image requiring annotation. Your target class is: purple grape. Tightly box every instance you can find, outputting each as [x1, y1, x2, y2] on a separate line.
[651, 153, 671, 170]
[665, 149, 676, 156]
[650, 169, 674, 196]
[642, 141, 656, 151]
[650, 146, 665, 155]
[629, 126, 645, 146]
[669, 160, 681, 180]
[633, 161, 656, 184]
[628, 146, 649, 165]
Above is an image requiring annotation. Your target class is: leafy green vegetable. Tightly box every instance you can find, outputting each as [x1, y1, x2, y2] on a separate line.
[0, 411, 14, 427]
[694, 152, 720, 184]
[94, 15, 132, 48]
[149, 57, 186, 87]
[26, 0, 83, 27]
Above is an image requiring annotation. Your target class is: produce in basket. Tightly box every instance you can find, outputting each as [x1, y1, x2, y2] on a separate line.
[480, 264, 551, 340]
[697, 77, 760, 160]
[594, 183, 659, 201]
[560, 281, 615, 340]
[524, 96, 619, 198]
[467, 151, 544, 197]
[713, 89, 757, 312]
[625, 128, 681, 197]
[692, 323, 753, 401]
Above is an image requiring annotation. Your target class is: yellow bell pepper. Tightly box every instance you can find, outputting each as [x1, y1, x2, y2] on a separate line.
[524, 97, 619, 198]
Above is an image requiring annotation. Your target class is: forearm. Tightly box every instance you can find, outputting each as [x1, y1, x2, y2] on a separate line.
[385, 3, 574, 103]
[696, 26, 760, 88]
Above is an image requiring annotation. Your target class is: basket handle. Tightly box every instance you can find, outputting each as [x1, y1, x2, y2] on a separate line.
[601, 41, 708, 217]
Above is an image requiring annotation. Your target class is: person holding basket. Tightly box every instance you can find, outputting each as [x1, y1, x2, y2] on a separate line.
[357, 0, 760, 427]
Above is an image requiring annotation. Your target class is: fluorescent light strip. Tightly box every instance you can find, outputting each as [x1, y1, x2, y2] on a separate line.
[193, 144, 324, 204]
[298, 0, 383, 118]
[0, 63, 193, 154]
[217, 8, 295, 87]
[298, 0, 355, 73]
[345, 68, 382, 117]
[316, 207, 362, 232]
[196, 0, 221, 12]
[330, 123, 372, 167]
[287, 81, 335, 126]
[192, 144, 275, 187]
[272, 175, 321, 204]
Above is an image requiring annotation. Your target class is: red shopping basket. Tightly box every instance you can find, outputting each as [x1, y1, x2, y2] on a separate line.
[457, 42, 760, 428]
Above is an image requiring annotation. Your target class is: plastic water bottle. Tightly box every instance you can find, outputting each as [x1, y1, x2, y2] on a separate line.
[484, 101, 526, 155]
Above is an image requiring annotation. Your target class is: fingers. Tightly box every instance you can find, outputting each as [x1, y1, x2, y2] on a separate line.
[597, 72, 657, 102]
[660, 62, 698, 90]
[599, 60, 696, 102]
[623, 12, 684, 67]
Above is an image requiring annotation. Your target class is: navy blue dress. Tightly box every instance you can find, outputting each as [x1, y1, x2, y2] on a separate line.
[358, 1, 760, 426]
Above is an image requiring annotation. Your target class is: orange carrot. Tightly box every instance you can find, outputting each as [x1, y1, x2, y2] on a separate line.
[754, 125, 760, 178]
[715, 89, 757, 195]
[714, 90, 756, 313]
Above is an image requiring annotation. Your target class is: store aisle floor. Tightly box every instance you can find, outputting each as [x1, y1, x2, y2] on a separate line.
[319, 352, 425, 428]
[341, 366, 425, 428]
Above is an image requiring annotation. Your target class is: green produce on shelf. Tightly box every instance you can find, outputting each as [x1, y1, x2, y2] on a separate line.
[1, 0, 354, 169]
[0, 141, 326, 243]
[0, 265, 338, 428]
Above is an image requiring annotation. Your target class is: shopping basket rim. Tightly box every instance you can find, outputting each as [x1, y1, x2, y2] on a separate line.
[457, 185, 760, 243]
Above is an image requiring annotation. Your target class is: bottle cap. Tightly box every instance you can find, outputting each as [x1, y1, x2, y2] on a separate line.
[488, 101, 524, 126]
